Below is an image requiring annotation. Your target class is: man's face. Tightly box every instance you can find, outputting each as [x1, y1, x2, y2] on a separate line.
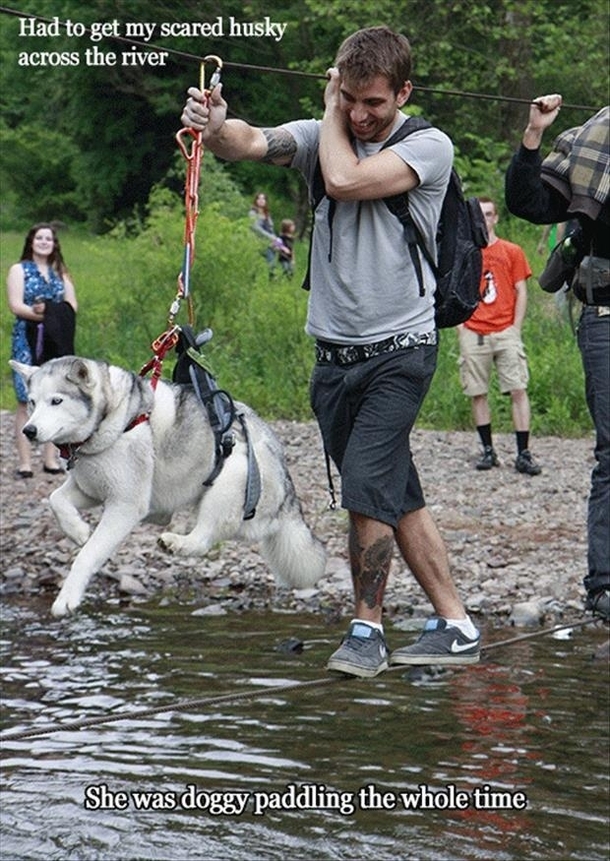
[480, 203, 498, 232]
[339, 74, 412, 142]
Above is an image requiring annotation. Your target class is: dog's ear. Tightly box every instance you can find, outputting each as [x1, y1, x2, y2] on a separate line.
[66, 358, 96, 391]
[9, 360, 36, 382]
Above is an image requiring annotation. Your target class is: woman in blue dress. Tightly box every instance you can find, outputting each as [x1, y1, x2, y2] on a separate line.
[7, 223, 78, 477]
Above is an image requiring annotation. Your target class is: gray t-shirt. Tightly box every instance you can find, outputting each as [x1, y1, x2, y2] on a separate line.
[284, 114, 453, 344]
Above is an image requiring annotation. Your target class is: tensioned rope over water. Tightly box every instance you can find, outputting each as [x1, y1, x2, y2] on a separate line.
[0, 617, 602, 744]
[0, 5, 598, 112]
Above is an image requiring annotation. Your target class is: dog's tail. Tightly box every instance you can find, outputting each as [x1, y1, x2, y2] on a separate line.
[260, 509, 326, 589]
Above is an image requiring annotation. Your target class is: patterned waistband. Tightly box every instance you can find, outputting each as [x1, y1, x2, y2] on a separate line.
[315, 331, 437, 365]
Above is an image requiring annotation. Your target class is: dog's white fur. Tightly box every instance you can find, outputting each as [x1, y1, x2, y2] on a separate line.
[10, 357, 326, 616]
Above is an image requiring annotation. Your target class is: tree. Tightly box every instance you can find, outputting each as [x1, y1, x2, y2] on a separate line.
[0, 0, 607, 230]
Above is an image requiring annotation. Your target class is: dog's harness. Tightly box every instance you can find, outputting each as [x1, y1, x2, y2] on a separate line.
[172, 326, 261, 520]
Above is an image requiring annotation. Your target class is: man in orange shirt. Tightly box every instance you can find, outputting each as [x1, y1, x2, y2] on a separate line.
[458, 197, 541, 475]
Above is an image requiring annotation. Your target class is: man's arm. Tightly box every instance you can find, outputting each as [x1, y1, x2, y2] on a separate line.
[521, 94, 563, 150]
[505, 93, 569, 224]
[318, 69, 419, 200]
[513, 279, 528, 332]
[181, 85, 296, 166]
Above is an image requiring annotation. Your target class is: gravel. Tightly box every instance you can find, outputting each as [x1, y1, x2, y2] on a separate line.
[0, 409, 594, 627]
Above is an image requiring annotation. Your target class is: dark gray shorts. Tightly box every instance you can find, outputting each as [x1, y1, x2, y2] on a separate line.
[310, 344, 438, 527]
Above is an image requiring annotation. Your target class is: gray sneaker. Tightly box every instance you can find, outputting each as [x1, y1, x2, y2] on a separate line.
[390, 617, 480, 666]
[326, 621, 389, 678]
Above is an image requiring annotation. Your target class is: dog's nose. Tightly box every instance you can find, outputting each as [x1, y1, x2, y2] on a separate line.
[22, 424, 37, 441]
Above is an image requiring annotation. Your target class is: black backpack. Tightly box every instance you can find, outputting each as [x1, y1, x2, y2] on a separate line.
[303, 116, 488, 328]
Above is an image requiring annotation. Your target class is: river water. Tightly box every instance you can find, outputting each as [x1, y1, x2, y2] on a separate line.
[1, 597, 608, 861]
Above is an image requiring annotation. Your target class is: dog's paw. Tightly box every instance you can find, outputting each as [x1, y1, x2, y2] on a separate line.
[158, 532, 182, 554]
[51, 596, 71, 617]
[72, 524, 92, 546]
[58, 519, 91, 546]
[51, 589, 82, 617]
[158, 531, 203, 555]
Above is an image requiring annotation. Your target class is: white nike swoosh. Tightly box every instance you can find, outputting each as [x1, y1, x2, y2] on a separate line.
[450, 639, 477, 653]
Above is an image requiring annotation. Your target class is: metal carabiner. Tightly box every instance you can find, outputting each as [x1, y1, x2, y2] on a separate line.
[176, 54, 222, 158]
[176, 54, 222, 156]
[201, 54, 223, 95]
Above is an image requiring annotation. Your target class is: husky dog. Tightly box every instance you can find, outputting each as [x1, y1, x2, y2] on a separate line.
[10, 356, 326, 617]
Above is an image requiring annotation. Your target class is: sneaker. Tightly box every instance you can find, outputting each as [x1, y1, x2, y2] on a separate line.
[585, 589, 610, 622]
[476, 446, 499, 471]
[390, 617, 480, 666]
[326, 621, 389, 678]
[515, 449, 541, 475]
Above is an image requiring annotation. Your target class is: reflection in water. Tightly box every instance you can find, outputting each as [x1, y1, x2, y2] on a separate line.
[1, 598, 608, 860]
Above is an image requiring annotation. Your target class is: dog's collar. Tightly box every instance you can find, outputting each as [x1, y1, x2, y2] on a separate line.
[58, 441, 86, 470]
[59, 414, 149, 470]
[125, 412, 150, 432]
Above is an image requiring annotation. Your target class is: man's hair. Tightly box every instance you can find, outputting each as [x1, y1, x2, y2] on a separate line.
[478, 196, 497, 212]
[334, 26, 412, 94]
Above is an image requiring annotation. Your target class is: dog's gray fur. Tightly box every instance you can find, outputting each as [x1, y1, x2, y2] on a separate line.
[10, 356, 326, 616]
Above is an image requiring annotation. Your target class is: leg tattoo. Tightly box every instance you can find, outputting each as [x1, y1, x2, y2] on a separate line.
[349, 526, 393, 610]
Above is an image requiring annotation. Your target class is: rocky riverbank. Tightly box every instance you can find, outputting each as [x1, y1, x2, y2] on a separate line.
[0, 409, 595, 627]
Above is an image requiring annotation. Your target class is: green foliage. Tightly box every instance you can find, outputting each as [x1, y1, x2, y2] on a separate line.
[1, 0, 607, 229]
[0, 190, 591, 435]
[0, 123, 82, 230]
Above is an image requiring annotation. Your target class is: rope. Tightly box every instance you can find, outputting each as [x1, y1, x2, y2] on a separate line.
[478, 616, 600, 651]
[173, 55, 221, 319]
[135, 56, 223, 382]
[0, 5, 598, 112]
[0, 616, 602, 744]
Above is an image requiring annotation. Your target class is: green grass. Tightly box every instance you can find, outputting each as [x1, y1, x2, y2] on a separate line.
[1, 201, 591, 436]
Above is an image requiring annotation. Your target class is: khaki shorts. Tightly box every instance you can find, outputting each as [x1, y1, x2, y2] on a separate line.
[458, 325, 529, 396]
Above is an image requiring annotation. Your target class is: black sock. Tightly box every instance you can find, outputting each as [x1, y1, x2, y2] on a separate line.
[516, 431, 529, 454]
[477, 424, 492, 449]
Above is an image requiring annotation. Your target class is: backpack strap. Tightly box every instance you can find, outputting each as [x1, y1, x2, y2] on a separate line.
[380, 116, 437, 297]
[383, 189, 431, 297]
[302, 159, 336, 291]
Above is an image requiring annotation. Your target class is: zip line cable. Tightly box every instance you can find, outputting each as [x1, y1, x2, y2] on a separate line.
[0, 617, 603, 743]
[0, 4, 599, 112]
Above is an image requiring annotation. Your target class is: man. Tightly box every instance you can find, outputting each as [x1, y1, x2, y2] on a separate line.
[182, 27, 480, 674]
[505, 95, 609, 621]
[458, 197, 541, 475]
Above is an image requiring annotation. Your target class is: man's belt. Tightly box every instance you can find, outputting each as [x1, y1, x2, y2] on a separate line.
[315, 331, 437, 365]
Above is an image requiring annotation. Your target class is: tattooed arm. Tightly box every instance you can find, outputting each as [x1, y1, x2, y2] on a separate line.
[181, 85, 296, 165]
